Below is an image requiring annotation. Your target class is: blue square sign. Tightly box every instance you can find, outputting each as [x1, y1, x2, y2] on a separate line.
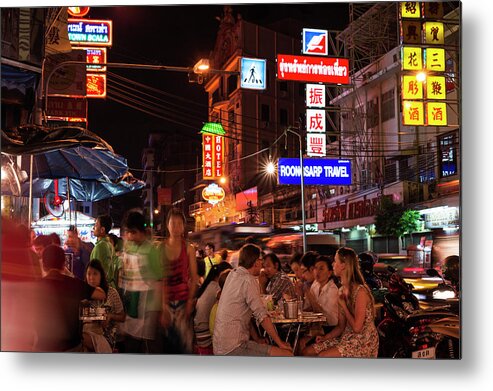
[240, 57, 266, 90]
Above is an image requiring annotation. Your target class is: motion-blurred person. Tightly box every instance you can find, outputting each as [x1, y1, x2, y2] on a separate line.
[65, 226, 93, 280]
[213, 244, 293, 357]
[49, 232, 62, 246]
[197, 258, 206, 286]
[203, 242, 221, 278]
[208, 269, 232, 338]
[91, 214, 115, 277]
[161, 208, 199, 354]
[259, 252, 296, 304]
[119, 211, 163, 353]
[289, 252, 303, 281]
[34, 245, 106, 352]
[33, 234, 52, 259]
[220, 249, 229, 263]
[194, 262, 233, 354]
[82, 259, 126, 353]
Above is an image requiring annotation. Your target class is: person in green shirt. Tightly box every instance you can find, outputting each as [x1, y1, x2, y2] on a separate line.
[91, 215, 115, 278]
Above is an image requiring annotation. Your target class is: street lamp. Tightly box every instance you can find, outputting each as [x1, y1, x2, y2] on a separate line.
[285, 127, 307, 253]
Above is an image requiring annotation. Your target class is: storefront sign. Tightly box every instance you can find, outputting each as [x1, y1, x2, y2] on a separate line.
[302, 28, 328, 56]
[202, 183, 225, 205]
[86, 73, 106, 98]
[425, 48, 445, 72]
[46, 96, 87, 120]
[306, 84, 326, 107]
[278, 158, 351, 186]
[402, 46, 423, 70]
[401, 2, 420, 18]
[424, 21, 445, 45]
[323, 195, 391, 223]
[307, 133, 326, 157]
[422, 206, 459, 229]
[306, 109, 326, 133]
[213, 135, 224, 178]
[402, 100, 424, 125]
[426, 102, 447, 126]
[277, 54, 350, 84]
[235, 187, 258, 211]
[402, 75, 423, 100]
[426, 76, 446, 100]
[68, 7, 90, 17]
[157, 188, 172, 206]
[68, 19, 112, 46]
[202, 133, 214, 180]
[81, 47, 107, 72]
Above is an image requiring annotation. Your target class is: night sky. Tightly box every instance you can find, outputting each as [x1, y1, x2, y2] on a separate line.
[85, 3, 349, 171]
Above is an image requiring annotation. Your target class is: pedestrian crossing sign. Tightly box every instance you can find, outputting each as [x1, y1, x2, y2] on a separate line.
[240, 57, 267, 90]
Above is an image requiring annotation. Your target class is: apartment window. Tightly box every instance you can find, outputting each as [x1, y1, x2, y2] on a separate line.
[261, 104, 270, 122]
[279, 108, 288, 126]
[439, 132, 458, 178]
[381, 89, 395, 122]
[227, 74, 238, 95]
[366, 97, 379, 129]
[384, 160, 397, 184]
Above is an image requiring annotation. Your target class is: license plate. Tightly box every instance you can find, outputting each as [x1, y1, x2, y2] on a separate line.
[412, 347, 436, 359]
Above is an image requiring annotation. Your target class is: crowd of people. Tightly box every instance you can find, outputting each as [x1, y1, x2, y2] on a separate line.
[1, 208, 379, 357]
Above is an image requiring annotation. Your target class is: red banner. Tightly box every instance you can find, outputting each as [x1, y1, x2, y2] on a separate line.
[213, 135, 223, 178]
[46, 96, 87, 119]
[277, 54, 350, 84]
[203, 133, 214, 179]
[86, 73, 106, 98]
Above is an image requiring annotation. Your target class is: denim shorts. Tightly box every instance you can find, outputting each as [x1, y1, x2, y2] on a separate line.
[227, 340, 272, 356]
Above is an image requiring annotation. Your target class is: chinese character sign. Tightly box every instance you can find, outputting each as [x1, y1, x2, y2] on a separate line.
[427, 102, 447, 126]
[202, 134, 214, 179]
[425, 48, 445, 71]
[401, 2, 421, 18]
[401, 21, 422, 44]
[424, 22, 444, 45]
[426, 76, 446, 100]
[402, 101, 424, 125]
[402, 75, 424, 100]
[424, 1, 444, 18]
[402, 47, 423, 70]
[306, 84, 326, 108]
[306, 109, 326, 132]
[213, 135, 224, 178]
[307, 133, 326, 157]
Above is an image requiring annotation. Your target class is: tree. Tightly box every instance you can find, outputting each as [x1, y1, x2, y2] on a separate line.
[374, 197, 421, 250]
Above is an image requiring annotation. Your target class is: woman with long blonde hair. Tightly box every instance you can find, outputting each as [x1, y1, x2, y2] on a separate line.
[302, 247, 379, 358]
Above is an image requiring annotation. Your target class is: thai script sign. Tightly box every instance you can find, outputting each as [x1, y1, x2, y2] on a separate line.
[68, 19, 112, 46]
[277, 54, 350, 84]
[278, 158, 351, 186]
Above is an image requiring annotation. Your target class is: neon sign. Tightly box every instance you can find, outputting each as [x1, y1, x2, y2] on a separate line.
[68, 19, 112, 46]
[277, 54, 350, 84]
[202, 184, 226, 205]
[86, 73, 106, 98]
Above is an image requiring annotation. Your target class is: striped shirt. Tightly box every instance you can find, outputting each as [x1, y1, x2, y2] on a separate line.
[266, 271, 297, 304]
[213, 267, 268, 355]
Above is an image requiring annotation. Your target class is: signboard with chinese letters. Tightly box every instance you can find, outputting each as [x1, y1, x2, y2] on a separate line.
[46, 96, 87, 120]
[402, 101, 424, 125]
[423, 1, 444, 19]
[425, 48, 445, 71]
[86, 73, 106, 98]
[306, 84, 326, 107]
[306, 109, 326, 133]
[402, 47, 423, 71]
[277, 54, 350, 84]
[426, 102, 447, 126]
[401, 2, 421, 18]
[426, 76, 446, 100]
[213, 135, 224, 178]
[307, 133, 327, 157]
[240, 57, 266, 90]
[278, 158, 351, 186]
[402, 75, 423, 100]
[81, 47, 107, 72]
[202, 183, 225, 205]
[401, 21, 422, 44]
[45, 49, 87, 97]
[202, 133, 214, 180]
[302, 28, 328, 56]
[424, 21, 444, 45]
[68, 19, 112, 47]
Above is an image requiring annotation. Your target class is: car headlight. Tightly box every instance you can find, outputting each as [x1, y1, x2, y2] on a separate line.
[432, 289, 456, 300]
[413, 293, 427, 300]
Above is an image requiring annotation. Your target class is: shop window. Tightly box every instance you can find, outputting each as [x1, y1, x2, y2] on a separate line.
[381, 89, 395, 122]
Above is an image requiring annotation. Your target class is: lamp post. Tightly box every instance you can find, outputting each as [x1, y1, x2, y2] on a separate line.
[285, 127, 307, 254]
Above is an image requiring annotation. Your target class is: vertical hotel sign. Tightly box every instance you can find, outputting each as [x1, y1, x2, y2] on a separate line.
[400, 2, 448, 126]
[201, 123, 225, 180]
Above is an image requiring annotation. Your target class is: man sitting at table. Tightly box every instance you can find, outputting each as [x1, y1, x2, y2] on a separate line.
[34, 245, 106, 352]
[259, 252, 297, 305]
[212, 244, 293, 356]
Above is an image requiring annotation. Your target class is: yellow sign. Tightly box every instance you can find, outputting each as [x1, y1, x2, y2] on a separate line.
[402, 75, 423, 100]
[402, 47, 423, 70]
[403, 101, 424, 125]
[424, 22, 444, 45]
[423, 2, 444, 19]
[401, 2, 421, 18]
[426, 76, 446, 100]
[427, 102, 447, 126]
[425, 48, 445, 72]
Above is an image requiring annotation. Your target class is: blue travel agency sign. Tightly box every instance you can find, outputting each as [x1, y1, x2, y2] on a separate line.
[278, 158, 351, 186]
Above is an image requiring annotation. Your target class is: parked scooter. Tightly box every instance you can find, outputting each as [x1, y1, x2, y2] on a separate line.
[377, 266, 460, 358]
[416, 268, 460, 315]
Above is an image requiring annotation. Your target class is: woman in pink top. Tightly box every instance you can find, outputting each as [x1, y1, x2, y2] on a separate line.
[161, 208, 198, 354]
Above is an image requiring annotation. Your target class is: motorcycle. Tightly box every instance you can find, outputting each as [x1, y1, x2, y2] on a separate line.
[377, 266, 460, 359]
[413, 268, 460, 315]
